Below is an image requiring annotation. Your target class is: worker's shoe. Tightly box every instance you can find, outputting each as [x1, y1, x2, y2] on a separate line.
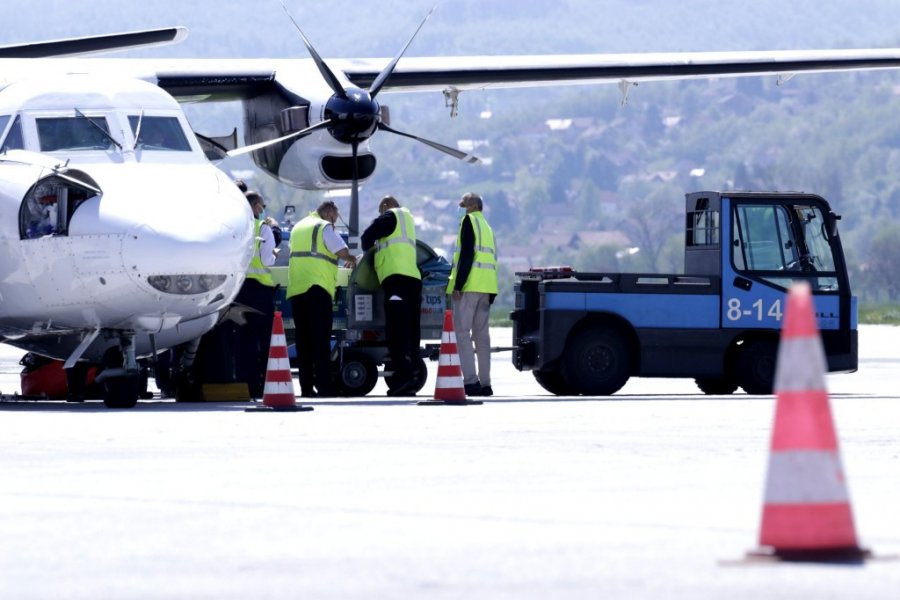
[464, 382, 482, 396]
[477, 385, 493, 397]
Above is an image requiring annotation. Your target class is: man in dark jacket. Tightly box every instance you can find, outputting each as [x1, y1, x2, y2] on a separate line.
[361, 195, 422, 396]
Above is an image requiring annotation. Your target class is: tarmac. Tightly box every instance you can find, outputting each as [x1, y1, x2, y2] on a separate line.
[0, 327, 898, 599]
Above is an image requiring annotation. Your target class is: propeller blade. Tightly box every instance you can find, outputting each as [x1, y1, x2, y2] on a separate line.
[378, 122, 481, 164]
[279, 0, 348, 99]
[368, 4, 437, 98]
[349, 140, 360, 248]
[226, 119, 332, 158]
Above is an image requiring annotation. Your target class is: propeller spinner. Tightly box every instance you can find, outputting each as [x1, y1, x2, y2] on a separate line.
[278, 1, 480, 243]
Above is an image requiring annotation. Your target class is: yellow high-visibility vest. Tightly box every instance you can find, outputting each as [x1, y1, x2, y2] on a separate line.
[287, 212, 339, 299]
[375, 207, 421, 283]
[246, 219, 275, 287]
[447, 211, 498, 294]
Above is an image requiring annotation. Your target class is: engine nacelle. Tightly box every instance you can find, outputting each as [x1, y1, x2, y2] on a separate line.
[242, 89, 377, 190]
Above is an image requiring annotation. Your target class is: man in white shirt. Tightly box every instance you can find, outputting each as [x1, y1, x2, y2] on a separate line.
[287, 201, 357, 397]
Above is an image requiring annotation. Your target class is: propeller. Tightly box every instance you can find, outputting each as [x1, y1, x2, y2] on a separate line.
[226, 120, 332, 158]
[378, 122, 480, 164]
[278, 1, 481, 246]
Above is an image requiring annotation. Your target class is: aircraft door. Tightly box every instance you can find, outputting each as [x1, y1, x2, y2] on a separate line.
[18, 172, 99, 239]
[16, 172, 112, 311]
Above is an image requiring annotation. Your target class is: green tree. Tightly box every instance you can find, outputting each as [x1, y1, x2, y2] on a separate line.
[511, 167, 551, 231]
[863, 223, 900, 301]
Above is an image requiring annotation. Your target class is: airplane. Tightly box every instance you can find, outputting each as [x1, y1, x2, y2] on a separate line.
[0, 29, 252, 407]
[4, 6, 900, 408]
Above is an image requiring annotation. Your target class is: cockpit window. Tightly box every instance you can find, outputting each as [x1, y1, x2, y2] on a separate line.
[37, 116, 115, 151]
[1, 115, 25, 151]
[129, 115, 191, 151]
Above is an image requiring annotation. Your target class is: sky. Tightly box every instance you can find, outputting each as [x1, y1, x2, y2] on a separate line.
[5, 0, 900, 59]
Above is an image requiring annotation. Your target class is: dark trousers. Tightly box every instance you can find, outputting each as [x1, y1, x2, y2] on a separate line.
[382, 274, 422, 384]
[291, 285, 335, 395]
[234, 278, 276, 397]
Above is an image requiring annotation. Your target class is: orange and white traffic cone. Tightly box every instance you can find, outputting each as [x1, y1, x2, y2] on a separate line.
[246, 311, 313, 413]
[750, 282, 867, 561]
[418, 309, 482, 406]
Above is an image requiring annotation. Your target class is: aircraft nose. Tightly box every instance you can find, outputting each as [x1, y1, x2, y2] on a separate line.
[119, 187, 254, 300]
[123, 220, 251, 295]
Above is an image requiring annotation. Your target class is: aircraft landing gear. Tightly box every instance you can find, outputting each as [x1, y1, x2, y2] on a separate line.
[96, 332, 141, 409]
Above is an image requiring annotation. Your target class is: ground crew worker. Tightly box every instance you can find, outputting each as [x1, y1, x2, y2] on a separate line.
[361, 195, 423, 396]
[288, 200, 357, 397]
[447, 192, 498, 397]
[236, 190, 277, 398]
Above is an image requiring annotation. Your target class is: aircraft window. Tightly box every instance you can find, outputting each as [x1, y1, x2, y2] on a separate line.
[128, 116, 191, 151]
[1, 115, 25, 151]
[37, 116, 115, 151]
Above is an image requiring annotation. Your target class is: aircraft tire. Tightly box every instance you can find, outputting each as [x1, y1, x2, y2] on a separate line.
[102, 374, 140, 409]
[173, 373, 204, 402]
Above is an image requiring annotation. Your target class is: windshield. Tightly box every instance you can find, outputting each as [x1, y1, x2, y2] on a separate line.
[129, 115, 191, 151]
[37, 116, 115, 151]
[732, 202, 839, 291]
[0, 115, 25, 151]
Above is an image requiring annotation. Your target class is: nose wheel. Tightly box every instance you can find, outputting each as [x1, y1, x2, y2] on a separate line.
[97, 332, 141, 409]
[100, 373, 141, 409]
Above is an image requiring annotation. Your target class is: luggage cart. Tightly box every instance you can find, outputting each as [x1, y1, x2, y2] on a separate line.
[276, 240, 450, 396]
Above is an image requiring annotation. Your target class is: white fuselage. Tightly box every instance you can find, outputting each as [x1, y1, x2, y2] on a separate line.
[0, 74, 253, 362]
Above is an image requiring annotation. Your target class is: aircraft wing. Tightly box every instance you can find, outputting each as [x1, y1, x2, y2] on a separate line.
[0, 27, 188, 58]
[5, 43, 900, 99]
[3, 21, 900, 95]
[338, 49, 900, 92]
[87, 47, 900, 102]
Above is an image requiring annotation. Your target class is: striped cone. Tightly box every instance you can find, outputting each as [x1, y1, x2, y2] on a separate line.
[418, 309, 482, 406]
[751, 282, 866, 561]
[245, 311, 313, 413]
